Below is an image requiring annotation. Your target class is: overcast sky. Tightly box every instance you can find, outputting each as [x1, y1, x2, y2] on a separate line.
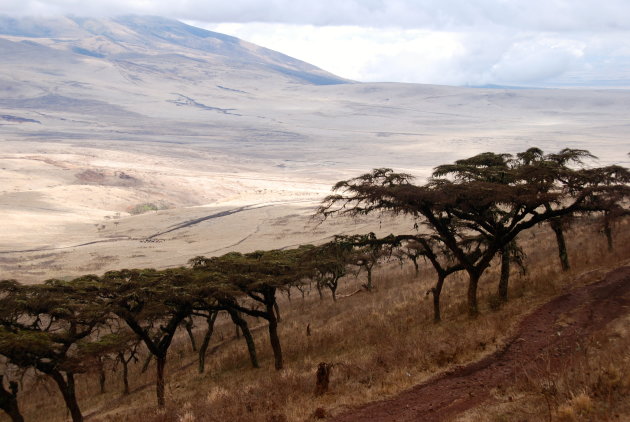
[3, 0, 630, 86]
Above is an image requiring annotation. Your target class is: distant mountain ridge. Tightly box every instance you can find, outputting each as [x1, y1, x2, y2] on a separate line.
[0, 14, 348, 86]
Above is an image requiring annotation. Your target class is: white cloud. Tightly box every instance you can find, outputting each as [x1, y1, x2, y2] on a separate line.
[489, 37, 585, 83]
[201, 23, 617, 86]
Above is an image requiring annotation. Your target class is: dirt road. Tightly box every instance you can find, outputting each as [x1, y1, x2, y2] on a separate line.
[331, 266, 630, 422]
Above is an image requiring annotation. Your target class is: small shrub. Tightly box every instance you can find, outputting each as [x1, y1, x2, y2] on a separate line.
[556, 404, 578, 422]
[570, 392, 594, 416]
[487, 293, 503, 311]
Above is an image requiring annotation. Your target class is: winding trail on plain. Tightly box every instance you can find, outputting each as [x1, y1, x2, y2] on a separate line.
[0, 201, 306, 254]
[331, 266, 630, 422]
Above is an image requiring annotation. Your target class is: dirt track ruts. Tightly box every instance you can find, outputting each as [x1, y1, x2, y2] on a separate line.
[331, 266, 630, 422]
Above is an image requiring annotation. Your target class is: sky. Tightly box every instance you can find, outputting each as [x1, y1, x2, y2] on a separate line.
[2, 0, 630, 87]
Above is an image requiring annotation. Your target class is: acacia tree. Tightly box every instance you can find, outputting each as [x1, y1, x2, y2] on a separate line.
[433, 151, 530, 296]
[225, 308, 259, 369]
[303, 240, 352, 301]
[512, 148, 594, 271]
[189, 260, 261, 373]
[192, 249, 306, 370]
[511, 148, 629, 269]
[348, 233, 465, 322]
[112, 332, 142, 395]
[578, 164, 630, 251]
[320, 233, 397, 292]
[0, 283, 23, 422]
[78, 323, 141, 396]
[318, 149, 629, 316]
[395, 239, 425, 277]
[182, 316, 197, 352]
[0, 279, 106, 422]
[194, 309, 219, 374]
[95, 268, 197, 408]
[183, 271, 260, 374]
[346, 233, 393, 291]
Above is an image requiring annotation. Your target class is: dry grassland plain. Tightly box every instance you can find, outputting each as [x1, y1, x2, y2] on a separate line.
[2, 82, 629, 282]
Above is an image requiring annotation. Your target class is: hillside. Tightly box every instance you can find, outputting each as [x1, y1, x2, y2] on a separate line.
[2, 215, 629, 422]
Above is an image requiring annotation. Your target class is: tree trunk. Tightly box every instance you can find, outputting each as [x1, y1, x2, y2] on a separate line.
[365, 267, 373, 291]
[198, 312, 218, 374]
[315, 363, 332, 396]
[121, 358, 130, 395]
[550, 219, 570, 271]
[412, 257, 419, 277]
[431, 274, 446, 323]
[603, 213, 614, 252]
[467, 272, 480, 317]
[0, 376, 24, 422]
[328, 281, 338, 302]
[50, 371, 83, 422]
[184, 318, 197, 352]
[156, 355, 166, 408]
[266, 303, 283, 370]
[498, 248, 510, 302]
[316, 282, 324, 301]
[229, 310, 260, 369]
[98, 365, 106, 394]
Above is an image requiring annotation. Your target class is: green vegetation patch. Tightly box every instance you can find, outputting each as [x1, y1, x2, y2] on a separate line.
[128, 202, 170, 215]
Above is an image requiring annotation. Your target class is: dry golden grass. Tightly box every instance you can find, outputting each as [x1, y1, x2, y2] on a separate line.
[3, 217, 630, 422]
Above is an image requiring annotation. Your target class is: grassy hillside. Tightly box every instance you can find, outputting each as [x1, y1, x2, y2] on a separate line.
[5, 216, 628, 422]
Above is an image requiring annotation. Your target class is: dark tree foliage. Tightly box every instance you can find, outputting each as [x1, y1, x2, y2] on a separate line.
[302, 240, 352, 301]
[0, 279, 106, 422]
[514, 148, 630, 269]
[343, 233, 395, 291]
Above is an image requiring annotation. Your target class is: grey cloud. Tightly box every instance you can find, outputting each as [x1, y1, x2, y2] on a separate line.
[2, 0, 630, 32]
